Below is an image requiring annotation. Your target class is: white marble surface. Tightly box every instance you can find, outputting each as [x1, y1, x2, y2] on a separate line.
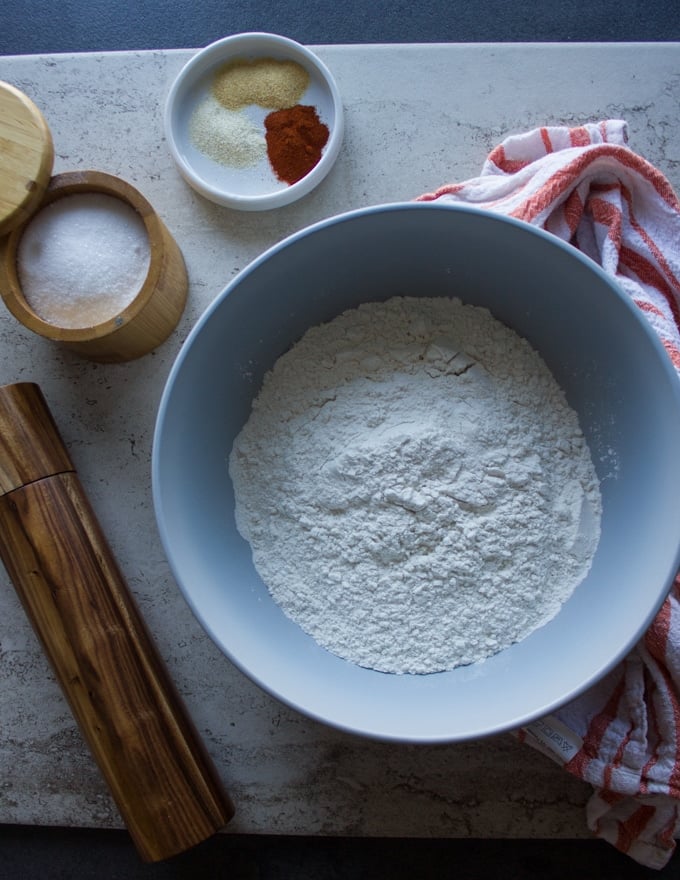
[0, 43, 678, 839]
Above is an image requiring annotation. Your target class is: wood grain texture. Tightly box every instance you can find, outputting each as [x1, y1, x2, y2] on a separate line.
[0, 382, 73, 494]
[0, 81, 54, 237]
[0, 384, 234, 861]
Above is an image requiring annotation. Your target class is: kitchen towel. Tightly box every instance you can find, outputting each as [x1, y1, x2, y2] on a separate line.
[418, 120, 680, 871]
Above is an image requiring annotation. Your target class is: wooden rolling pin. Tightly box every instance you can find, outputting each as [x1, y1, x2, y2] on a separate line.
[0, 382, 234, 861]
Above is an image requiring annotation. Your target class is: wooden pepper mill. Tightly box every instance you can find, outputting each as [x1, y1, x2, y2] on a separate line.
[0, 382, 234, 861]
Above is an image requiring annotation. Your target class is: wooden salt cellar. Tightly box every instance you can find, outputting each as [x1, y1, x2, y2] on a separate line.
[0, 382, 235, 860]
[0, 81, 188, 362]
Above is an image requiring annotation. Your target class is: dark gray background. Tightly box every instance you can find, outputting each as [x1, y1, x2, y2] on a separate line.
[2, 2, 680, 878]
[1, 0, 679, 54]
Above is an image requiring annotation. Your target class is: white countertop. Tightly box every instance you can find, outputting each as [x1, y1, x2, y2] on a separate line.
[0, 43, 678, 838]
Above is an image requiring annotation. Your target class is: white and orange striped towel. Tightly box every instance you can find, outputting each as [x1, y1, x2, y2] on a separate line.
[418, 120, 680, 870]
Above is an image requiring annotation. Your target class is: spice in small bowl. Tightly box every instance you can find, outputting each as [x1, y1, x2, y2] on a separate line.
[264, 104, 329, 185]
[165, 33, 343, 211]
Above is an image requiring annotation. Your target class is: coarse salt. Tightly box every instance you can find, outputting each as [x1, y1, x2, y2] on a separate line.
[17, 193, 151, 329]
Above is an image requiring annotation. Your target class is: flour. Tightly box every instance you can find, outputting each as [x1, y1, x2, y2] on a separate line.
[228, 296, 602, 674]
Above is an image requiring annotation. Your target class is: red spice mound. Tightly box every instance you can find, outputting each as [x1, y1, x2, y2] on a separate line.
[264, 104, 330, 185]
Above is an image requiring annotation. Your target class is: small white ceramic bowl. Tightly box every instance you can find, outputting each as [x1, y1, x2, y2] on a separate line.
[164, 33, 344, 211]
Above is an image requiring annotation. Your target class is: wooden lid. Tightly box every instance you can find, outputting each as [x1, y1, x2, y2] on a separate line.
[0, 81, 54, 238]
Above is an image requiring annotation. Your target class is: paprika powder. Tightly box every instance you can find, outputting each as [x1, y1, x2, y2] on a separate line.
[264, 105, 329, 185]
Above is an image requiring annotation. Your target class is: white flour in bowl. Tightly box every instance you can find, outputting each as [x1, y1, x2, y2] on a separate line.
[229, 296, 602, 674]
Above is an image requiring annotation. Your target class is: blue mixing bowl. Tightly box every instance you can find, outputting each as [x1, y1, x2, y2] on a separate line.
[152, 202, 680, 742]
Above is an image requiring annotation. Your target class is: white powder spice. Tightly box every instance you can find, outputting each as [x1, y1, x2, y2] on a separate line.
[17, 193, 150, 329]
[189, 96, 267, 168]
[229, 296, 602, 674]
